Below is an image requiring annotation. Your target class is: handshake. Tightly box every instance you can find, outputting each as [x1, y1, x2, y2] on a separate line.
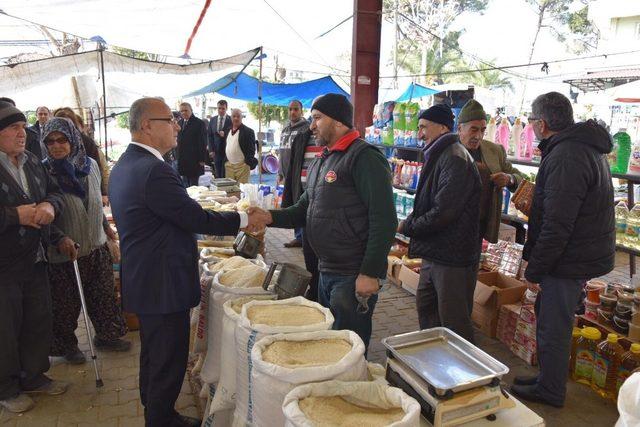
[243, 207, 273, 233]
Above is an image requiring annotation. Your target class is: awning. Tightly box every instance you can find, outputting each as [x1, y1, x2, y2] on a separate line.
[185, 72, 349, 107]
[564, 68, 640, 93]
[396, 82, 439, 102]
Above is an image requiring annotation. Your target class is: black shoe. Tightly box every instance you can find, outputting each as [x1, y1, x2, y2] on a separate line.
[510, 384, 564, 408]
[64, 348, 86, 365]
[172, 413, 201, 427]
[513, 375, 538, 386]
[93, 337, 132, 352]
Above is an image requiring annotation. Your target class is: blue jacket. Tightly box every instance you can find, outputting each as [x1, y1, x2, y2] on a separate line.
[108, 144, 240, 314]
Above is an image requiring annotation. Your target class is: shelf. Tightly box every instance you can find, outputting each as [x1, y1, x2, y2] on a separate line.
[369, 143, 424, 152]
[616, 244, 640, 257]
[506, 157, 640, 184]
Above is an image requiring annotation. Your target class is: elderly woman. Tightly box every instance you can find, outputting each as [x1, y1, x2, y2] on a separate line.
[42, 117, 129, 364]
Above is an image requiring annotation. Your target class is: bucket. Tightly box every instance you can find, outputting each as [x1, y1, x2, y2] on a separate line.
[597, 308, 613, 326]
[613, 315, 630, 335]
[599, 293, 618, 311]
[584, 299, 599, 320]
[586, 280, 605, 304]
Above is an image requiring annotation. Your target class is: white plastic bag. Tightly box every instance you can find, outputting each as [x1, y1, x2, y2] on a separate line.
[248, 330, 368, 427]
[616, 372, 640, 427]
[282, 380, 421, 427]
[209, 295, 276, 415]
[232, 297, 334, 427]
[200, 270, 271, 384]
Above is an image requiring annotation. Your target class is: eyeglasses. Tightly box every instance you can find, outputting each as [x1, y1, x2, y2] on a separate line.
[44, 136, 70, 146]
[528, 117, 541, 124]
[148, 117, 177, 124]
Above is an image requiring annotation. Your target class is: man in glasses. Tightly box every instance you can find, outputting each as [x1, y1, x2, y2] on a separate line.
[109, 97, 267, 426]
[176, 102, 207, 188]
[0, 101, 68, 414]
[457, 100, 525, 243]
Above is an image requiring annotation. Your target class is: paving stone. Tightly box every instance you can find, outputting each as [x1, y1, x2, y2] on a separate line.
[117, 389, 140, 405]
[57, 405, 99, 425]
[97, 401, 138, 421]
[118, 415, 145, 427]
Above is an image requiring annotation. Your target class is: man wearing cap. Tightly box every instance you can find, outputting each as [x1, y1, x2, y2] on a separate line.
[248, 94, 397, 350]
[457, 100, 525, 242]
[398, 103, 481, 343]
[0, 101, 68, 413]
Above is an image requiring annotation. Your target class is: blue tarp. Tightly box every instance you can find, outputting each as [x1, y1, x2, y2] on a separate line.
[185, 72, 349, 108]
[396, 82, 439, 102]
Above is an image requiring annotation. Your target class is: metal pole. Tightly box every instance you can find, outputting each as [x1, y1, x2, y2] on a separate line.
[258, 47, 264, 184]
[99, 45, 108, 160]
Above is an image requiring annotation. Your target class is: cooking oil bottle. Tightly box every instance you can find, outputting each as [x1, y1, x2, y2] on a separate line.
[616, 343, 640, 398]
[573, 327, 601, 385]
[591, 333, 624, 399]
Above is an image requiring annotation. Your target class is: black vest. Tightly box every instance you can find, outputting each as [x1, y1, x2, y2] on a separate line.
[304, 138, 373, 274]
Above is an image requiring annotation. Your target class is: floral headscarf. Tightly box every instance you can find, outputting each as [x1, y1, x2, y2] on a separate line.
[42, 117, 91, 198]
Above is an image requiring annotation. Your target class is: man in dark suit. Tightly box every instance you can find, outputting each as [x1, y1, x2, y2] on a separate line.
[207, 99, 232, 178]
[109, 97, 265, 427]
[224, 108, 258, 183]
[176, 102, 207, 187]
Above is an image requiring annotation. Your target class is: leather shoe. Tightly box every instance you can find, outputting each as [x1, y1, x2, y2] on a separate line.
[513, 375, 538, 386]
[510, 384, 563, 408]
[0, 394, 34, 413]
[172, 413, 202, 427]
[64, 347, 87, 365]
[284, 239, 302, 248]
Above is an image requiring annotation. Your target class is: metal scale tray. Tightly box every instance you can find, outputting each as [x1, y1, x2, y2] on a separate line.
[382, 328, 509, 398]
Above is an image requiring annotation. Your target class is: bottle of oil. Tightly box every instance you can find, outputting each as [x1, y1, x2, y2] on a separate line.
[568, 327, 582, 378]
[573, 327, 601, 385]
[591, 333, 624, 399]
[616, 343, 640, 397]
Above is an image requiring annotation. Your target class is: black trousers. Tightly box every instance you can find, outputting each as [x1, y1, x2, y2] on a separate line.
[138, 310, 190, 427]
[0, 263, 52, 400]
[214, 157, 225, 179]
[301, 229, 319, 302]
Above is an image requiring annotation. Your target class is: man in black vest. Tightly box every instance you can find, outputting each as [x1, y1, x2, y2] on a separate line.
[248, 94, 397, 349]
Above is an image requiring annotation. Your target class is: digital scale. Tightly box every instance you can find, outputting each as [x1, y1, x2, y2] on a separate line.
[383, 328, 516, 427]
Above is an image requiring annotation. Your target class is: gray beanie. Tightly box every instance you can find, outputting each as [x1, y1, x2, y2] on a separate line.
[0, 101, 27, 132]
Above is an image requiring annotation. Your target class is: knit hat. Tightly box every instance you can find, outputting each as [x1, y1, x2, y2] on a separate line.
[311, 94, 353, 128]
[458, 99, 487, 124]
[419, 103, 454, 131]
[0, 101, 27, 132]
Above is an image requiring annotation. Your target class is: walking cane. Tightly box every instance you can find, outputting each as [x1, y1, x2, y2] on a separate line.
[71, 244, 104, 388]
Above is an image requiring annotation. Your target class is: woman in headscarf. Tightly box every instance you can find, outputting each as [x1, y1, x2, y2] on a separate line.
[42, 117, 129, 364]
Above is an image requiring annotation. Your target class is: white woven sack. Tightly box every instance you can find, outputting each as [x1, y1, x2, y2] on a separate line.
[193, 275, 214, 354]
[282, 380, 421, 427]
[232, 297, 334, 427]
[201, 254, 266, 275]
[616, 372, 640, 427]
[367, 362, 388, 384]
[200, 270, 271, 384]
[249, 330, 367, 427]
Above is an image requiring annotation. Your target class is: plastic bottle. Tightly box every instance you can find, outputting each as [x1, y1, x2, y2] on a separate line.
[627, 141, 640, 175]
[485, 117, 496, 143]
[519, 123, 535, 160]
[591, 333, 624, 399]
[508, 118, 522, 157]
[617, 343, 640, 395]
[568, 327, 582, 378]
[495, 118, 511, 153]
[609, 129, 632, 174]
[616, 201, 630, 247]
[626, 203, 640, 250]
[573, 327, 602, 385]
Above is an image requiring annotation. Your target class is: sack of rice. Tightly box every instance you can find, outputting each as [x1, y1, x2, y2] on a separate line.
[367, 362, 387, 384]
[249, 330, 368, 427]
[192, 274, 214, 354]
[199, 270, 271, 385]
[282, 380, 421, 427]
[233, 297, 334, 427]
[201, 255, 266, 276]
[208, 295, 277, 416]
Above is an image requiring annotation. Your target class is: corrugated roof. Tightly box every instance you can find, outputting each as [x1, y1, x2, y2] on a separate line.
[564, 68, 640, 92]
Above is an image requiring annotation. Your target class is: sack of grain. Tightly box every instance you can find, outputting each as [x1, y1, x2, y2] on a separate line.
[199, 270, 271, 385]
[208, 295, 276, 415]
[248, 330, 367, 427]
[282, 380, 421, 427]
[232, 297, 334, 427]
[367, 362, 387, 384]
[201, 255, 266, 276]
[192, 275, 214, 354]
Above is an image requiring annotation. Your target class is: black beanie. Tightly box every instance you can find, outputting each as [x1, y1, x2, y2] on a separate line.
[419, 103, 454, 131]
[311, 94, 353, 128]
[0, 101, 27, 132]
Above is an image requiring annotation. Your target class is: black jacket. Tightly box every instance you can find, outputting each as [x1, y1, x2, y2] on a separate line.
[403, 133, 481, 267]
[177, 116, 208, 177]
[26, 126, 43, 160]
[227, 124, 258, 170]
[523, 120, 615, 282]
[283, 127, 312, 208]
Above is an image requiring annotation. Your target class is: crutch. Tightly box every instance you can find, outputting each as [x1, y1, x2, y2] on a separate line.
[71, 244, 104, 388]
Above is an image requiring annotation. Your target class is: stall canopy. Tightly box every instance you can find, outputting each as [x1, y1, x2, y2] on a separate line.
[396, 82, 439, 102]
[185, 71, 350, 108]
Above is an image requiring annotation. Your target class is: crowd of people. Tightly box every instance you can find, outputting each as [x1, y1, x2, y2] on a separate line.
[0, 90, 616, 424]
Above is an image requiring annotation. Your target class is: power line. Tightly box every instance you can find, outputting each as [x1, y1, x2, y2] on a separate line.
[315, 15, 353, 40]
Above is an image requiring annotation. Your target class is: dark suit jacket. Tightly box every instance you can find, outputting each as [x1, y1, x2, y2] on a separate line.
[108, 144, 241, 314]
[207, 115, 232, 156]
[230, 124, 258, 170]
[177, 116, 207, 177]
[26, 126, 43, 160]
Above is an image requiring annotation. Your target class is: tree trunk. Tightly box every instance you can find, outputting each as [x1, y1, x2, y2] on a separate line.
[519, 2, 547, 112]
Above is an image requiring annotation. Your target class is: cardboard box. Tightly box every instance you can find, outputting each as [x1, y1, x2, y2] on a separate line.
[472, 272, 527, 338]
[497, 303, 521, 346]
[399, 264, 420, 296]
[387, 256, 403, 287]
[511, 341, 537, 366]
[498, 223, 517, 243]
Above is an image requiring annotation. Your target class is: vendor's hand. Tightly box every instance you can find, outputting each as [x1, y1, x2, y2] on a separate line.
[58, 237, 78, 261]
[490, 172, 511, 188]
[245, 207, 272, 233]
[16, 203, 39, 228]
[102, 195, 110, 207]
[34, 202, 55, 225]
[355, 274, 380, 298]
